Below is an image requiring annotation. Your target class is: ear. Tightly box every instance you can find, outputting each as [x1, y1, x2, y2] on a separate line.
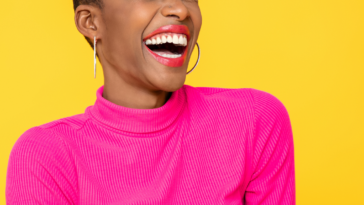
[74, 5, 102, 40]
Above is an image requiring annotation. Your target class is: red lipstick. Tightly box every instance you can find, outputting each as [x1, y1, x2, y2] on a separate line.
[143, 25, 190, 41]
[143, 25, 190, 67]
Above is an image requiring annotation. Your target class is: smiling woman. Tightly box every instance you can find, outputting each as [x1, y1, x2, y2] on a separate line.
[5, 0, 295, 204]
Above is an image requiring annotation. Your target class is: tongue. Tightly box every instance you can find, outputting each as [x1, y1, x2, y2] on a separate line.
[151, 49, 175, 55]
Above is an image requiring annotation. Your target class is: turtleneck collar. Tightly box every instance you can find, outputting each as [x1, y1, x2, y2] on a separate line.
[87, 85, 186, 133]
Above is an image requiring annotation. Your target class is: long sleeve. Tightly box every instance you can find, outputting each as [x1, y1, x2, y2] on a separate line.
[6, 127, 78, 205]
[244, 89, 296, 204]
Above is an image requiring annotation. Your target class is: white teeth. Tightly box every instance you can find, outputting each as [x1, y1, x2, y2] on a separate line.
[145, 34, 187, 46]
[162, 36, 167, 43]
[178, 36, 184, 45]
[156, 53, 182, 58]
[173, 35, 179, 44]
[183, 37, 187, 46]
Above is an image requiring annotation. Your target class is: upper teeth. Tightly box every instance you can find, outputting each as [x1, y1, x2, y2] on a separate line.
[145, 33, 187, 46]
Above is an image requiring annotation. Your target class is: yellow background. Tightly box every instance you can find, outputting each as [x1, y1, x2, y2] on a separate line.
[1, 0, 363, 204]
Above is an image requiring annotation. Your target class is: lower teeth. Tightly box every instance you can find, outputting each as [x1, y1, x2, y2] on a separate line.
[156, 53, 182, 58]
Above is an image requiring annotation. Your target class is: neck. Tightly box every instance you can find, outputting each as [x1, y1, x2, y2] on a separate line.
[97, 45, 172, 109]
[102, 73, 171, 110]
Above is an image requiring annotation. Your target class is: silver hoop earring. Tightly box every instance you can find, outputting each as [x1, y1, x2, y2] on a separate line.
[94, 36, 97, 78]
[186, 42, 200, 75]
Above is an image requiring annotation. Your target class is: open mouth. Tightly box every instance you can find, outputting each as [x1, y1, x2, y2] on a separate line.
[143, 25, 190, 67]
[145, 33, 188, 59]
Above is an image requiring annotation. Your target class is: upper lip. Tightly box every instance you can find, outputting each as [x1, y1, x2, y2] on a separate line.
[143, 25, 190, 41]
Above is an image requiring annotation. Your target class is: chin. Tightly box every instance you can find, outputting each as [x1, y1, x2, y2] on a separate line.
[153, 72, 186, 92]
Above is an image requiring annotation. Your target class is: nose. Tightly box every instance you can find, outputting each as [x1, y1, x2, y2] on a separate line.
[160, 0, 189, 21]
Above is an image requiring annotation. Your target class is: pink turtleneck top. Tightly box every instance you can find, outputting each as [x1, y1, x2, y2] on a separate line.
[6, 85, 295, 204]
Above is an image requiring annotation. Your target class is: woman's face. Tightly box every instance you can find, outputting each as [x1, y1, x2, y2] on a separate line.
[92, 0, 201, 92]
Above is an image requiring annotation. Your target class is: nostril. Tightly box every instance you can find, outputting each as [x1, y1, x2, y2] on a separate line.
[166, 14, 180, 19]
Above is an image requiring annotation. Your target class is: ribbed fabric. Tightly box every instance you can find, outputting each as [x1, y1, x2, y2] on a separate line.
[6, 85, 295, 204]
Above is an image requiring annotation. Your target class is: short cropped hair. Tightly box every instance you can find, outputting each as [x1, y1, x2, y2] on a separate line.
[73, 0, 103, 11]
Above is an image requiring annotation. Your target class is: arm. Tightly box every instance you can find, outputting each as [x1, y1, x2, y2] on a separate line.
[244, 89, 296, 205]
[6, 127, 78, 205]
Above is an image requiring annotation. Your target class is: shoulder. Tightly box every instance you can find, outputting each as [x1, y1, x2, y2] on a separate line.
[10, 127, 66, 161]
[38, 113, 90, 131]
[10, 113, 89, 160]
[182, 84, 253, 105]
[182, 84, 290, 123]
[183, 84, 287, 111]
[248, 88, 291, 126]
[7, 122, 81, 204]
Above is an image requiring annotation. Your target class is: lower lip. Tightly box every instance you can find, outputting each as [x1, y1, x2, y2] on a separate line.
[144, 44, 187, 67]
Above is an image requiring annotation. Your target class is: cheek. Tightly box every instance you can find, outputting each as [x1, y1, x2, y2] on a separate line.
[185, 4, 202, 40]
[102, 3, 157, 66]
[192, 9, 202, 35]
[104, 1, 158, 40]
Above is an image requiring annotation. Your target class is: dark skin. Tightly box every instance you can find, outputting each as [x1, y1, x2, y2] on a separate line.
[75, 0, 202, 109]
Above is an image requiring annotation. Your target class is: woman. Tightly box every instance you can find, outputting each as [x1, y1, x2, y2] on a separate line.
[6, 0, 295, 204]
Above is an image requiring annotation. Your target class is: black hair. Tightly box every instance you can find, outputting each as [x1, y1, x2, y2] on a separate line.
[73, 0, 103, 50]
[73, 0, 103, 11]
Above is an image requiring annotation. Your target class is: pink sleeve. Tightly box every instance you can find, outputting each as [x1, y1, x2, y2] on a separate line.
[6, 127, 78, 205]
[244, 89, 296, 205]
